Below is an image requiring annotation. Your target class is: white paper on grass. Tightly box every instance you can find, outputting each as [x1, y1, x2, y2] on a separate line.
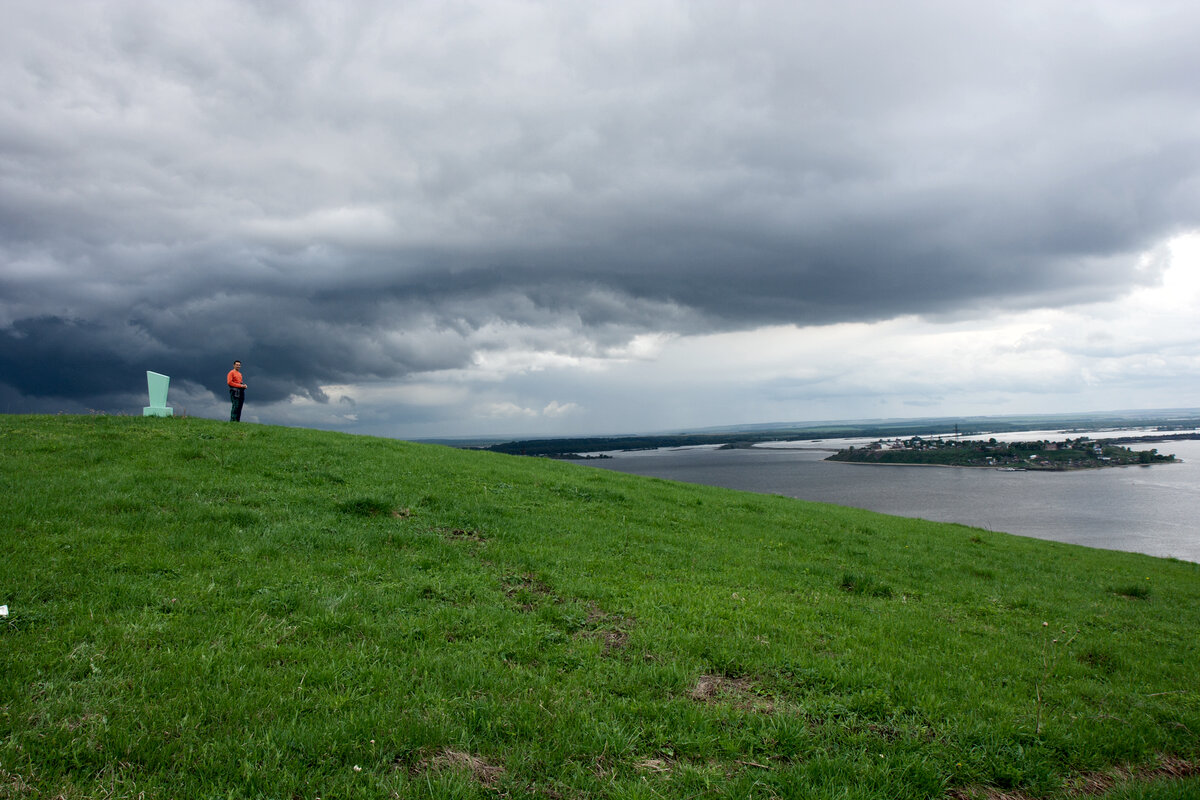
[0, 605, 7, 617]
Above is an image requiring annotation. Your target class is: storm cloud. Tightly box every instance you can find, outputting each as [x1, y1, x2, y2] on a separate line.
[2, 1, 1199, 432]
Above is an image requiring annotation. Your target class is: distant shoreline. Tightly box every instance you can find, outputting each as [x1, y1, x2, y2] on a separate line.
[480, 414, 1200, 459]
[831, 460, 1174, 470]
[826, 434, 1184, 471]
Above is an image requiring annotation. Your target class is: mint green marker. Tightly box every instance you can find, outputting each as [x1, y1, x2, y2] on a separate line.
[143, 371, 174, 417]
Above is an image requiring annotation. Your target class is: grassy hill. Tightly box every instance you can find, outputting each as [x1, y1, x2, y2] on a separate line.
[1, 415, 1197, 799]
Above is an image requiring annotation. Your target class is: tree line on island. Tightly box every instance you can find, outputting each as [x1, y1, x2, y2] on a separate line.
[826, 436, 1177, 470]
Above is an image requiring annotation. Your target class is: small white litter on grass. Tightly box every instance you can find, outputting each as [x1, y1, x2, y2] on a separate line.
[0, 605, 8, 617]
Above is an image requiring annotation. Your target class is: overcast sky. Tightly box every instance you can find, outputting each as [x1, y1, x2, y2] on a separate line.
[3, 1, 1199, 438]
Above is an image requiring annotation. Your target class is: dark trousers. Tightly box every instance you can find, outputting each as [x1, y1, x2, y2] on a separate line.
[229, 388, 244, 422]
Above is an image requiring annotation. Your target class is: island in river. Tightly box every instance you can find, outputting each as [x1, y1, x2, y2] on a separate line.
[826, 436, 1178, 470]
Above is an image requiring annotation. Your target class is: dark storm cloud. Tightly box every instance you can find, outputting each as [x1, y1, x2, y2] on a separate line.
[2, 0, 1199, 414]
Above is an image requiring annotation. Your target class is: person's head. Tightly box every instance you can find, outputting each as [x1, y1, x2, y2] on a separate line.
[233, 360, 242, 369]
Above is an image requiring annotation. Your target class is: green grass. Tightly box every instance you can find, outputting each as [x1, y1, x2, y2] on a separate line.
[1, 415, 1198, 799]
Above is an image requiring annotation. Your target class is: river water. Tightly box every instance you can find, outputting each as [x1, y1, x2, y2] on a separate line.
[580, 434, 1200, 563]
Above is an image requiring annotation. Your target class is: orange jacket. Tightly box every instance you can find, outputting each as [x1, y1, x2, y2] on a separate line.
[227, 369, 245, 389]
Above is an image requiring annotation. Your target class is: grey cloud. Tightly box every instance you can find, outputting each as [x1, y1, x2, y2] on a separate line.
[2, 1, 1199, 418]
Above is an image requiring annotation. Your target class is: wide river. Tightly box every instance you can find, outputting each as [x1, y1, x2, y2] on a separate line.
[580, 432, 1200, 564]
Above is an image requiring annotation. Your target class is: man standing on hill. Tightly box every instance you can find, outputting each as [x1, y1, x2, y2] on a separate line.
[227, 360, 247, 422]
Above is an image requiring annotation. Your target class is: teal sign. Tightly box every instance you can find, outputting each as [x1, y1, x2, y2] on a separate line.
[143, 371, 174, 417]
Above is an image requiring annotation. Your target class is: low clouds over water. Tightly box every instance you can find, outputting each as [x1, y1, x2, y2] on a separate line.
[3, 2, 1199, 434]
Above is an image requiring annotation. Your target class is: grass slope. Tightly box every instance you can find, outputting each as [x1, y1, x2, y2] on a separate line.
[1, 415, 1198, 799]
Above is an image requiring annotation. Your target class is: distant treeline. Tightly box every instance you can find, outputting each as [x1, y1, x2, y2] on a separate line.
[486, 434, 753, 457]
[827, 437, 1178, 470]
[484, 427, 987, 457]
[481, 412, 1200, 458]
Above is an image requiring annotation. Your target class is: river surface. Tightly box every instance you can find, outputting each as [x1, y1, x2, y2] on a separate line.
[579, 434, 1200, 563]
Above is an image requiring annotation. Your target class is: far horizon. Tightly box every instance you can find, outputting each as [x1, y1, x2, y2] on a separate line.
[409, 407, 1200, 446]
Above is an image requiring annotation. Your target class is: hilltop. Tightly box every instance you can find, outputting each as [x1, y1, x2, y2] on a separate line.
[1, 415, 1198, 799]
